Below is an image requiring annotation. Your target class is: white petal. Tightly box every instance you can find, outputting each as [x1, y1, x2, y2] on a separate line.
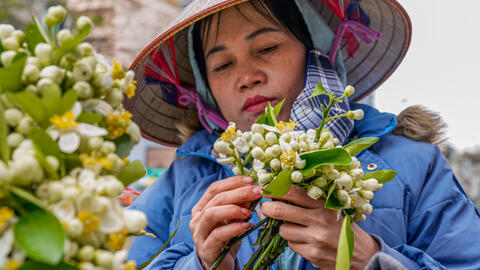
[59, 132, 80, 154]
[0, 228, 14, 266]
[99, 208, 124, 233]
[253, 159, 265, 171]
[52, 199, 76, 222]
[262, 124, 280, 133]
[279, 138, 292, 152]
[77, 123, 108, 137]
[72, 102, 82, 118]
[78, 169, 96, 182]
[46, 127, 60, 140]
[113, 250, 128, 269]
[82, 99, 113, 116]
[76, 193, 98, 213]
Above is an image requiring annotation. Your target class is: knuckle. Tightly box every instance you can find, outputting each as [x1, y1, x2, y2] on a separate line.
[272, 203, 283, 218]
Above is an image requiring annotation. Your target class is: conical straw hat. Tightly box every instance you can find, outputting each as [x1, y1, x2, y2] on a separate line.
[124, 0, 411, 147]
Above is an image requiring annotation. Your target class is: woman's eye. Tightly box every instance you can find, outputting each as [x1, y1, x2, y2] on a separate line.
[258, 45, 278, 54]
[214, 62, 231, 72]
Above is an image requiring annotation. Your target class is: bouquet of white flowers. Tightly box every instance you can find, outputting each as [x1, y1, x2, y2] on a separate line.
[211, 85, 397, 270]
[0, 6, 151, 270]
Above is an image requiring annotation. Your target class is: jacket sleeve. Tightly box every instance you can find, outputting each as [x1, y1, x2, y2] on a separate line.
[393, 145, 480, 269]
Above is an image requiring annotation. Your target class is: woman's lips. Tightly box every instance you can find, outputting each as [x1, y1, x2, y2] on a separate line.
[242, 95, 276, 113]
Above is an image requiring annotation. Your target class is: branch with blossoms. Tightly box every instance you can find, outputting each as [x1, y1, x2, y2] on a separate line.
[211, 84, 397, 270]
[0, 6, 174, 270]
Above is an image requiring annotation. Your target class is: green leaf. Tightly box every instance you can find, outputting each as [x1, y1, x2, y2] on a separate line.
[299, 148, 352, 176]
[41, 84, 62, 117]
[76, 112, 102, 124]
[310, 82, 329, 98]
[8, 92, 47, 124]
[325, 183, 343, 210]
[117, 160, 146, 186]
[0, 102, 10, 164]
[8, 185, 46, 211]
[0, 52, 27, 92]
[63, 155, 82, 173]
[114, 134, 134, 158]
[30, 128, 63, 178]
[0, 39, 4, 55]
[273, 99, 285, 118]
[362, 170, 397, 184]
[55, 23, 93, 58]
[14, 210, 65, 265]
[19, 261, 78, 270]
[25, 16, 49, 54]
[255, 115, 267, 125]
[343, 137, 379, 156]
[262, 168, 293, 197]
[56, 90, 77, 115]
[335, 215, 354, 270]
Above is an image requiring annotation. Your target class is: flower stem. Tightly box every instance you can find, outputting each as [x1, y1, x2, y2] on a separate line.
[253, 234, 281, 270]
[210, 217, 268, 270]
[315, 93, 336, 141]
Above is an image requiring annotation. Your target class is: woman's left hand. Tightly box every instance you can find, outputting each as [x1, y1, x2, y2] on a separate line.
[261, 185, 380, 270]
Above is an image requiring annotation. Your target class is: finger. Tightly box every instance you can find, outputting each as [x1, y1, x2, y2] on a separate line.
[204, 185, 262, 209]
[261, 201, 312, 225]
[278, 223, 309, 243]
[264, 184, 320, 209]
[192, 176, 254, 215]
[202, 222, 252, 262]
[196, 205, 252, 240]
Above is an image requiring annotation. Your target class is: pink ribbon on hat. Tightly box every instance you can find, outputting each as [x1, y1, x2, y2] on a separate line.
[328, 19, 382, 64]
[178, 86, 228, 133]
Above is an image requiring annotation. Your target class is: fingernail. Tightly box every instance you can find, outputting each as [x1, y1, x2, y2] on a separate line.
[242, 222, 254, 229]
[242, 177, 254, 183]
[242, 208, 252, 217]
[253, 187, 263, 195]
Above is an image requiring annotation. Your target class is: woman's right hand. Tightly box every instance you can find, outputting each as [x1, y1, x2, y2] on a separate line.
[190, 176, 262, 270]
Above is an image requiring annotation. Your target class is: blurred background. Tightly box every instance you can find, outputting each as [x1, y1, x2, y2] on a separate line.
[2, 0, 479, 207]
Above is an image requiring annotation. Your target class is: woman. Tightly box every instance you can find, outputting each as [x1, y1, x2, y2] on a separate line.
[125, 0, 480, 269]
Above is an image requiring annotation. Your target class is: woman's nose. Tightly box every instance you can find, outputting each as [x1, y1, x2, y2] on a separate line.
[235, 64, 267, 91]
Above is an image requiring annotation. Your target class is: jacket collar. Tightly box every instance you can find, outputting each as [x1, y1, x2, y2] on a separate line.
[177, 103, 397, 156]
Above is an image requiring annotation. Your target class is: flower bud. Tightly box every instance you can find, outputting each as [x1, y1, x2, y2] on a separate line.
[127, 122, 141, 144]
[355, 213, 366, 222]
[289, 140, 299, 151]
[309, 142, 319, 151]
[326, 169, 340, 180]
[94, 249, 113, 268]
[336, 173, 353, 190]
[291, 170, 303, 183]
[252, 133, 264, 146]
[73, 81, 93, 99]
[45, 5, 67, 27]
[12, 156, 39, 185]
[294, 158, 306, 170]
[350, 168, 364, 179]
[1, 50, 15, 67]
[251, 123, 264, 134]
[258, 173, 272, 185]
[40, 65, 65, 85]
[77, 245, 95, 261]
[101, 141, 116, 154]
[34, 43, 53, 66]
[265, 132, 277, 146]
[251, 147, 265, 161]
[323, 141, 334, 149]
[280, 133, 291, 142]
[4, 108, 23, 127]
[62, 175, 76, 186]
[0, 24, 14, 40]
[264, 147, 276, 160]
[57, 29, 73, 45]
[46, 155, 59, 171]
[343, 85, 355, 97]
[123, 209, 147, 233]
[350, 157, 361, 169]
[307, 185, 323, 200]
[105, 179, 124, 197]
[76, 42, 93, 57]
[351, 109, 364, 120]
[361, 178, 380, 191]
[359, 190, 374, 200]
[241, 131, 252, 143]
[214, 140, 230, 155]
[76, 16, 94, 32]
[313, 176, 327, 188]
[271, 145, 282, 156]
[107, 88, 123, 108]
[306, 128, 316, 137]
[333, 138, 340, 146]
[73, 60, 93, 82]
[232, 166, 242, 175]
[63, 186, 79, 201]
[88, 137, 103, 150]
[49, 181, 65, 201]
[66, 218, 84, 238]
[362, 203, 373, 215]
[337, 190, 351, 208]
[299, 134, 308, 142]
[16, 116, 34, 135]
[23, 64, 41, 84]
[300, 141, 309, 151]
[2, 36, 19, 50]
[233, 137, 249, 154]
[269, 158, 281, 171]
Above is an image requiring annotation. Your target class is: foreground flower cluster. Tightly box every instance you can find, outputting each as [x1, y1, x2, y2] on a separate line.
[211, 86, 396, 270]
[0, 6, 147, 270]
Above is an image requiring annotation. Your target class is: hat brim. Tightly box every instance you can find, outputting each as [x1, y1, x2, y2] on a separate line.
[125, 0, 411, 147]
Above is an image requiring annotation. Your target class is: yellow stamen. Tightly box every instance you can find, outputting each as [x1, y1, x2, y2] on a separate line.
[0, 207, 15, 227]
[126, 80, 136, 98]
[106, 112, 132, 138]
[78, 211, 100, 233]
[6, 260, 21, 270]
[107, 229, 128, 250]
[220, 125, 237, 142]
[124, 261, 136, 270]
[280, 151, 296, 168]
[276, 120, 299, 131]
[50, 111, 78, 130]
[112, 60, 125, 79]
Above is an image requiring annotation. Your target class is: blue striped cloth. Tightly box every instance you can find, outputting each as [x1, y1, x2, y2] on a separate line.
[290, 50, 353, 144]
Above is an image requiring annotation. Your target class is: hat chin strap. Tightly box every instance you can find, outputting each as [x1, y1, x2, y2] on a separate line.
[178, 86, 228, 133]
[328, 19, 382, 64]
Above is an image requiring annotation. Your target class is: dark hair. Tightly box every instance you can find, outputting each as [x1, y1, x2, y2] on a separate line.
[192, 0, 313, 88]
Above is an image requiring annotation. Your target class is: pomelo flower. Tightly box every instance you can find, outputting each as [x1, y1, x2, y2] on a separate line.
[106, 112, 132, 138]
[112, 60, 125, 79]
[275, 120, 298, 132]
[107, 230, 128, 250]
[221, 123, 237, 142]
[78, 211, 100, 233]
[50, 111, 78, 130]
[125, 80, 136, 98]
[280, 150, 296, 168]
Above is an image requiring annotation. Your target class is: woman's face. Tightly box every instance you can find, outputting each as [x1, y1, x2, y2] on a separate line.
[203, 3, 307, 131]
